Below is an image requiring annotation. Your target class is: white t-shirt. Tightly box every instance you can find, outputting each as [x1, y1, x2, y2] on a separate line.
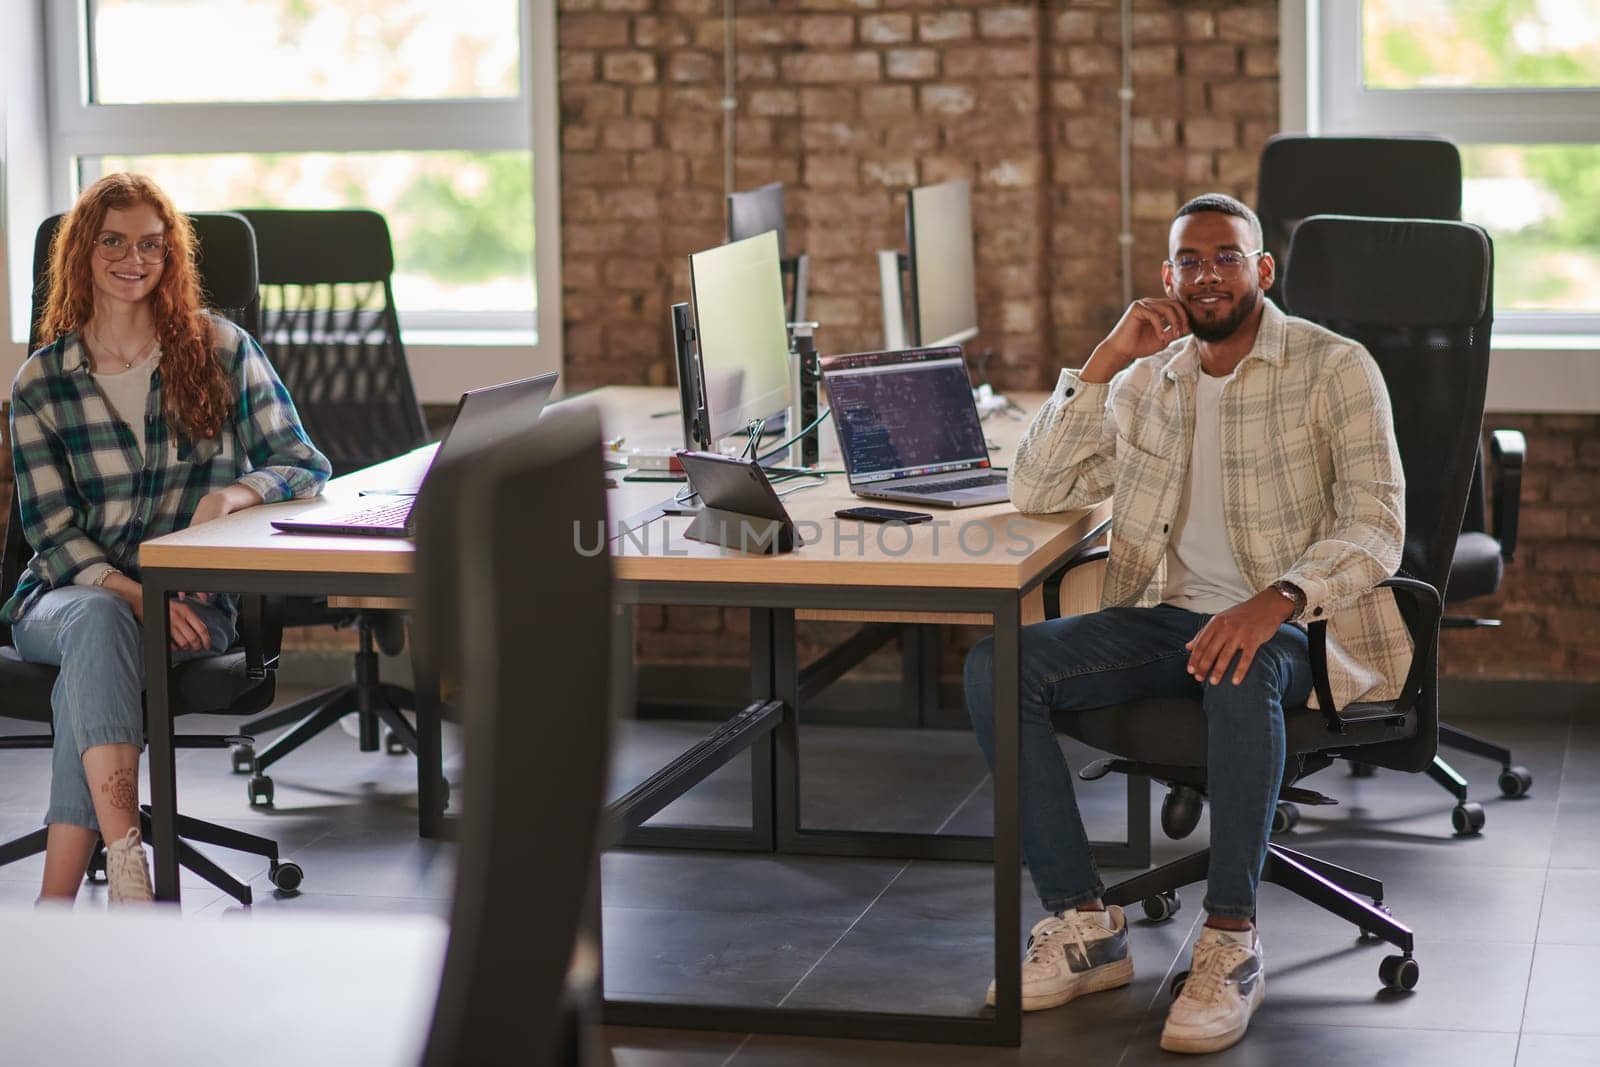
[93, 361, 156, 460]
[1162, 368, 1257, 614]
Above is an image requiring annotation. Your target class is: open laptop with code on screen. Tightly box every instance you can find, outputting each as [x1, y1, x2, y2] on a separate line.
[820, 347, 1009, 509]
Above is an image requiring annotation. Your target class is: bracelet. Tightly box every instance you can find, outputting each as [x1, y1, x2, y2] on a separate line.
[93, 568, 116, 589]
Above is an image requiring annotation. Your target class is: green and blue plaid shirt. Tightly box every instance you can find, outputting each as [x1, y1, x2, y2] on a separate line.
[3, 315, 330, 622]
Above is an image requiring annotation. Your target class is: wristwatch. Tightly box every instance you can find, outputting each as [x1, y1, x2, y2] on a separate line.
[1271, 580, 1306, 622]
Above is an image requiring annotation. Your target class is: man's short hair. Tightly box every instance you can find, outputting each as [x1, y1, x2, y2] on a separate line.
[1173, 194, 1264, 250]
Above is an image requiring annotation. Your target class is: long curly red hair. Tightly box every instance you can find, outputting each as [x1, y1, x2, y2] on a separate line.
[40, 173, 233, 441]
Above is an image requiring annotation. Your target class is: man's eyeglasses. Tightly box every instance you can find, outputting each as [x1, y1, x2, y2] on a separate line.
[1165, 249, 1264, 279]
[94, 234, 168, 264]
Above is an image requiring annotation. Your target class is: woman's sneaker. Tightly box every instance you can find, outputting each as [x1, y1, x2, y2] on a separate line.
[1160, 926, 1264, 1054]
[105, 827, 154, 905]
[986, 906, 1134, 1012]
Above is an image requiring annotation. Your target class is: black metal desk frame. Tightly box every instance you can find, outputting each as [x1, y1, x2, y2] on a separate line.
[599, 523, 1152, 1047]
[141, 565, 451, 903]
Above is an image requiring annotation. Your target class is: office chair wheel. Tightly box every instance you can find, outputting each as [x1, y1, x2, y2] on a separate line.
[1451, 802, 1485, 836]
[1169, 969, 1189, 999]
[269, 860, 304, 894]
[229, 742, 255, 775]
[1160, 786, 1205, 840]
[385, 730, 408, 756]
[1142, 891, 1181, 923]
[248, 774, 276, 807]
[1379, 954, 1420, 991]
[85, 848, 107, 884]
[1271, 801, 1300, 834]
[1349, 762, 1377, 778]
[1498, 766, 1533, 798]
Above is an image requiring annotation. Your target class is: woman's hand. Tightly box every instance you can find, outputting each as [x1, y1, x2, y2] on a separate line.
[189, 484, 264, 528]
[99, 573, 212, 651]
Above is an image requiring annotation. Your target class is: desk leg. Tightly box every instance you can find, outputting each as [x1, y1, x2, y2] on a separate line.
[415, 659, 448, 839]
[142, 577, 179, 902]
[990, 595, 1022, 1045]
[749, 609, 777, 851]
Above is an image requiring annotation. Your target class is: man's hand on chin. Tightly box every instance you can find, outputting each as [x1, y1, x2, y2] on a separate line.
[1184, 589, 1297, 686]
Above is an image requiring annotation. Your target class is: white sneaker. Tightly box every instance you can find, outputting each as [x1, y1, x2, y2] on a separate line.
[105, 827, 154, 906]
[1160, 926, 1265, 1054]
[986, 906, 1134, 1012]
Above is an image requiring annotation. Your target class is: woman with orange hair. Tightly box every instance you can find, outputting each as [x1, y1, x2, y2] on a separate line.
[3, 173, 330, 905]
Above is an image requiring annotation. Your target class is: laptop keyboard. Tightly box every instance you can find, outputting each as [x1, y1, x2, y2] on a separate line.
[335, 499, 414, 528]
[921, 473, 1008, 492]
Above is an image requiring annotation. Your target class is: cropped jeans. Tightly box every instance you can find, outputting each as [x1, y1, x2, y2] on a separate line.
[12, 586, 236, 832]
[964, 604, 1312, 920]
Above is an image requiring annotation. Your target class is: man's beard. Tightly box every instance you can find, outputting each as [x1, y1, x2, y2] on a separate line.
[1186, 287, 1261, 342]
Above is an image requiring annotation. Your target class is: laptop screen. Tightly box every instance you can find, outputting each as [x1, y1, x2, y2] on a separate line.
[821, 348, 989, 485]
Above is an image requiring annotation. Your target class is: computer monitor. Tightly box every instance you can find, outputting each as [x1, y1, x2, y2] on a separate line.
[727, 181, 787, 255]
[688, 230, 794, 444]
[899, 178, 979, 348]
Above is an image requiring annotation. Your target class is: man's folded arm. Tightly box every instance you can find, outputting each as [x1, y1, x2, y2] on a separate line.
[1008, 368, 1121, 515]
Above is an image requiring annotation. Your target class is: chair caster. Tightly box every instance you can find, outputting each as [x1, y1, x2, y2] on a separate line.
[1498, 766, 1533, 798]
[1271, 801, 1300, 834]
[269, 860, 304, 894]
[1348, 762, 1376, 778]
[248, 774, 275, 807]
[1169, 969, 1189, 999]
[1379, 953, 1419, 991]
[230, 743, 256, 775]
[385, 730, 409, 756]
[1160, 786, 1205, 840]
[1451, 802, 1485, 836]
[85, 849, 107, 884]
[1143, 891, 1181, 923]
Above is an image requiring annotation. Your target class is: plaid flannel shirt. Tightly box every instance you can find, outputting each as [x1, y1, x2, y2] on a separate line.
[3, 315, 330, 623]
[1009, 300, 1411, 710]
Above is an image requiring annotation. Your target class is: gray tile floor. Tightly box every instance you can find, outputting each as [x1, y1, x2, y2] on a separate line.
[1, 695, 1593, 1065]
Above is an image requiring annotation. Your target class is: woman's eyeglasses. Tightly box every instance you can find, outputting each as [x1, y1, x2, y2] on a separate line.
[93, 234, 168, 264]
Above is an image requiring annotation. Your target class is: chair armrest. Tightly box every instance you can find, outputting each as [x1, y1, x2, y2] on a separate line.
[1489, 429, 1525, 562]
[1041, 545, 1110, 621]
[239, 595, 285, 680]
[1306, 574, 1442, 732]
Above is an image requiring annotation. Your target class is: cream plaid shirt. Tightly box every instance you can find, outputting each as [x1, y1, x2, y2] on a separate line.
[1010, 301, 1411, 710]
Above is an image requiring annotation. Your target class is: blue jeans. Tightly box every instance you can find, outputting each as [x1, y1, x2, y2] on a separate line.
[12, 586, 236, 832]
[965, 604, 1311, 920]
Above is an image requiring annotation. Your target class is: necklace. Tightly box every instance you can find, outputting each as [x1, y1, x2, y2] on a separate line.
[88, 329, 157, 373]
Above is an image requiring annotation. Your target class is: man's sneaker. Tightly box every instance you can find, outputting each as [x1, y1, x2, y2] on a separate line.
[1160, 926, 1264, 1054]
[986, 906, 1133, 1012]
[105, 827, 154, 905]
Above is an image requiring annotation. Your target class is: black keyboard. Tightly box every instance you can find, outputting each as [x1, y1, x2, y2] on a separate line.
[920, 473, 1008, 492]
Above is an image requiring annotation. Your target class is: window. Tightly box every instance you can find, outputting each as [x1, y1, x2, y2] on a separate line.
[45, 0, 556, 337]
[1313, 0, 1600, 331]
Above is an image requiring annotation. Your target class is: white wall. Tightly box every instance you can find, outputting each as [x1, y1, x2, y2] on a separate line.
[3, 0, 52, 380]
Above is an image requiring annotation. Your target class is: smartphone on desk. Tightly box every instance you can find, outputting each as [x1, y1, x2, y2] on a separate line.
[834, 506, 934, 525]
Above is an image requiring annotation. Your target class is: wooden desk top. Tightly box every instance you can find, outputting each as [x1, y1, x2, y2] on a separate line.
[0, 907, 445, 1067]
[139, 385, 1109, 593]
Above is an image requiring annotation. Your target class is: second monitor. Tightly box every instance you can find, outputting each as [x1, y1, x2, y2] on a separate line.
[685, 229, 794, 450]
[880, 178, 979, 350]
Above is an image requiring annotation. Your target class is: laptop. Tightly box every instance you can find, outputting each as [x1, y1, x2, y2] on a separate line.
[270, 372, 559, 537]
[820, 346, 1009, 509]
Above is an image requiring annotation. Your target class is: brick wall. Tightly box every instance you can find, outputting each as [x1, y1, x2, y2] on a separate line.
[555, 0, 1597, 687]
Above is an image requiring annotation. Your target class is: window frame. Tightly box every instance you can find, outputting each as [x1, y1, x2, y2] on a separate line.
[1308, 0, 1600, 335]
[43, 0, 559, 342]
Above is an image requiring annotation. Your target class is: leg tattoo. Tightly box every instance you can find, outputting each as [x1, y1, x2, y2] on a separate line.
[101, 767, 139, 813]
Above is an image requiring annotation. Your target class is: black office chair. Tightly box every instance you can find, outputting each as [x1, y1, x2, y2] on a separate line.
[1258, 134, 1530, 828]
[0, 212, 301, 905]
[1045, 216, 1496, 994]
[412, 406, 611, 1067]
[225, 208, 431, 806]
